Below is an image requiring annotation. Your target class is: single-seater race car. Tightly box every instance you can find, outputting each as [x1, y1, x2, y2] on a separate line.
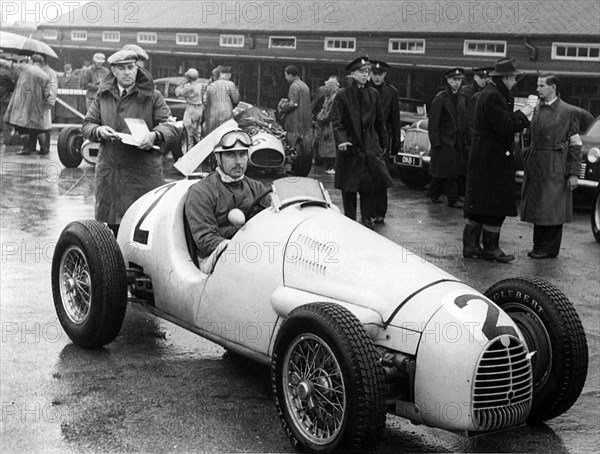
[52, 177, 588, 453]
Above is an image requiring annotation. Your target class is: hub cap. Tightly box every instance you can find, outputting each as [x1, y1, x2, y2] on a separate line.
[59, 245, 92, 324]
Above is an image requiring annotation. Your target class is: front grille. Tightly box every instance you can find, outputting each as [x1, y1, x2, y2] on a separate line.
[580, 162, 587, 179]
[250, 149, 285, 168]
[472, 336, 532, 431]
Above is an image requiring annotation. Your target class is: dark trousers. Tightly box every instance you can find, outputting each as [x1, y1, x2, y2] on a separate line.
[374, 187, 387, 219]
[342, 190, 376, 221]
[429, 177, 459, 205]
[466, 214, 506, 228]
[533, 224, 563, 256]
[18, 127, 49, 153]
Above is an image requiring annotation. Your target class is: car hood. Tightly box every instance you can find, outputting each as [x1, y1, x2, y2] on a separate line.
[283, 209, 462, 323]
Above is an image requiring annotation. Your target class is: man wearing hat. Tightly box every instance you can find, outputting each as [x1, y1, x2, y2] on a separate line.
[185, 128, 269, 273]
[82, 49, 178, 236]
[332, 56, 393, 229]
[81, 52, 109, 110]
[121, 44, 149, 68]
[369, 60, 400, 223]
[204, 65, 240, 136]
[427, 67, 467, 208]
[176, 68, 205, 151]
[463, 57, 534, 262]
[463, 66, 494, 148]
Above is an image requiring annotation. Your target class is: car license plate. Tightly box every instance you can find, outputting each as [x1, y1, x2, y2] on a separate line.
[396, 154, 421, 167]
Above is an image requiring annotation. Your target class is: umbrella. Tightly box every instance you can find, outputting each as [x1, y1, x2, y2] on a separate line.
[0, 31, 58, 59]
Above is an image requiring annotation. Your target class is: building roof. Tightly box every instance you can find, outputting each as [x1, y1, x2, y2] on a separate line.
[43, 0, 600, 36]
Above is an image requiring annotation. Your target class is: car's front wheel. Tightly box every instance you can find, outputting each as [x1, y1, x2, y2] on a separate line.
[272, 303, 385, 453]
[51, 220, 127, 349]
[57, 127, 83, 168]
[591, 185, 600, 243]
[485, 277, 588, 422]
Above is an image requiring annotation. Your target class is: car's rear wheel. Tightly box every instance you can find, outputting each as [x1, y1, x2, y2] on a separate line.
[397, 167, 430, 189]
[485, 277, 588, 422]
[591, 185, 600, 243]
[272, 303, 385, 453]
[291, 136, 313, 177]
[57, 127, 83, 168]
[51, 220, 127, 349]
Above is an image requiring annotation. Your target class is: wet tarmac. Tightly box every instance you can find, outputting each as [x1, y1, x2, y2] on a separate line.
[1, 135, 598, 453]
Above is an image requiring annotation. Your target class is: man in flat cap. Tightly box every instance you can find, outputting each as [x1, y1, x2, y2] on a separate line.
[81, 52, 109, 110]
[427, 67, 467, 208]
[82, 49, 178, 236]
[463, 57, 533, 262]
[369, 60, 400, 223]
[122, 44, 149, 68]
[332, 56, 393, 229]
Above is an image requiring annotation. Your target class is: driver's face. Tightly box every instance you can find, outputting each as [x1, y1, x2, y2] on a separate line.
[217, 149, 248, 179]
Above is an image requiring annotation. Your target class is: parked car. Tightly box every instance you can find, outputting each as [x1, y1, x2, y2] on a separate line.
[399, 97, 427, 127]
[394, 118, 431, 188]
[51, 176, 588, 453]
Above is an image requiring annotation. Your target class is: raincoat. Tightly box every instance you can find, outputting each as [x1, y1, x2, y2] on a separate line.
[82, 68, 178, 224]
[204, 78, 240, 135]
[279, 77, 313, 149]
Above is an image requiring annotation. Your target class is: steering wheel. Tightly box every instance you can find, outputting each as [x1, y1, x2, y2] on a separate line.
[245, 188, 273, 220]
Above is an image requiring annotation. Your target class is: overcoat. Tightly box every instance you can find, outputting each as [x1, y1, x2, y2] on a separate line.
[3, 62, 56, 131]
[520, 98, 582, 225]
[428, 87, 467, 178]
[280, 77, 313, 148]
[82, 69, 178, 224]
[204, 78, 240, 135]
[371, 81, 401, 153]
[331, 82, 393, 192]
[464, 82, 529, 217]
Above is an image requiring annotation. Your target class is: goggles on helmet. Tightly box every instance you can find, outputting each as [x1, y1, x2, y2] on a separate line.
[215, 129, 253, 152]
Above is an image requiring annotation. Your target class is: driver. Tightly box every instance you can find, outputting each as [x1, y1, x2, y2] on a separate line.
[185, 129, 270, 271]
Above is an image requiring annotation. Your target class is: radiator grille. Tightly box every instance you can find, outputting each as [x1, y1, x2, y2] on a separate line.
[579, 162, 587, 180]
[472, 335, 532, 431]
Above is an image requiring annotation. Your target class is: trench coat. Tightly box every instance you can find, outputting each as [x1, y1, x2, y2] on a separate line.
[2, 62, 56, 131]
[464, 82, 529, 217]
[82, 69, 178, 224]
[280, 77, 313, 149]
[428, 87, 467, 178]
[314, 93, 337, 159]
[371, 81, 401, 153]
[520, 98, 582, 225]
[331, 82, 393, 192]
[204, 78, 240, 135]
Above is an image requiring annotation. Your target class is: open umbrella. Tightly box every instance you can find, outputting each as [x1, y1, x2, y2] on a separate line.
[0, 31, 58, 59]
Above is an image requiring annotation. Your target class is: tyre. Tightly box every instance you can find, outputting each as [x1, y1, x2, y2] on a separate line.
[397, 167, 430, 189]
[591, 185, 600, 243]
[51, 220, 128, 349]
[485, 277, 588, 421]
[291, 136, 313, 177]
[57, 127, 83, 168]
[272, 303, 386, 453]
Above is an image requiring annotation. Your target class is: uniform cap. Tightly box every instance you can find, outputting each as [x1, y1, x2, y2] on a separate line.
[370, 60, 391, 73]
[473, 66, 494, 77]
[445, 67, 465, 78]
[345, 56, 370, 72]
[107, 49, 138, 66]
[92, 52, 106, 63]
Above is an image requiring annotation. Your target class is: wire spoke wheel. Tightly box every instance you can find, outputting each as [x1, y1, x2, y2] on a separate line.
[59, 245, 92, 324]
[283, 333, 346, 445]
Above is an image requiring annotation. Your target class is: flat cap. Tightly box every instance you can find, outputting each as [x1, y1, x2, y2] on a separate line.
[107, 49, 138, 66]
[445, 67, 465, 78]
[121, 44, 149, 61]
[92, 52, 105, 63]
[473, 66, 494, 77]
[345, 56, 370, 72]
[370, 60, 391, 73]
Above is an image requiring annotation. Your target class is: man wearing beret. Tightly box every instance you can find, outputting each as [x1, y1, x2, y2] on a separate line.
[369, 60, 400, 224]
[427, 67, 467, 208]
[332, 56, 393, 229]
[82, 49, 178, 236]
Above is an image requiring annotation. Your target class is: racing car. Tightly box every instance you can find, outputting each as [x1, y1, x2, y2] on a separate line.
[51, 177, 588, 453]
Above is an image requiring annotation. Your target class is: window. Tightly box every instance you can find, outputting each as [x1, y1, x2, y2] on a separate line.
[389, 39, 425, 54]
[269, 36, 296, 49]
[71, 31, 87, 41]
[176, 33, 198, 46]
[102, 31, 120, 42]
[464, 40, 506, 57]
[137, 32, 157, 44]
[220, 34, 244, 48]
[42, 30, 58, 40]
[552, 43, 600, 61]
[324, 37, 356, 52]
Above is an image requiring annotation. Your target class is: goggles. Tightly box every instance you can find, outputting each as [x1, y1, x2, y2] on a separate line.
[216, 129, 253, 151]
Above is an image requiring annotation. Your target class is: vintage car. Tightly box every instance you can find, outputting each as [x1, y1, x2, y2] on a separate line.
[51, 177, 588, 453]
[398, 97, 428, 127]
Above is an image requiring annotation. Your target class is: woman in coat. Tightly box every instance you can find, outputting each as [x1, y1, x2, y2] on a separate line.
[463, 57, 533, 262]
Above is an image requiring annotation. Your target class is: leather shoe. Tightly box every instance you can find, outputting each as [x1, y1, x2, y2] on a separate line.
[361, 216, 375, 230]
[430, 197, 442, 204]
[529, 251, 557, 259]
[16, 149, 31, 155]
[374, 216, 385, 224]
[449, 201, 464, 208]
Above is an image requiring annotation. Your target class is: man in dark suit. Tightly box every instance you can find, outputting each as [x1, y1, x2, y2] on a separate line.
[332, 56, 393, 229]
[369, 60, 400, 224]
[427, 68, 467, 208]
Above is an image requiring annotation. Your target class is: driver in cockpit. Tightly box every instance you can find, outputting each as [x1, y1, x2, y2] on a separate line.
[185, 128, 270, 272]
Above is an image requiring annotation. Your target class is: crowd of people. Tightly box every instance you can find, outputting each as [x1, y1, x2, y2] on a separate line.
[0, 46, 585, 264]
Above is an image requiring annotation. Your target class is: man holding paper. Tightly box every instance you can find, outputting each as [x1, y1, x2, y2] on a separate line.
[82, 49, 178, 235]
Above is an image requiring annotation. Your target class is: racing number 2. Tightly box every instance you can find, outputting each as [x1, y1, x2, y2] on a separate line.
[133, 182, 177, 245]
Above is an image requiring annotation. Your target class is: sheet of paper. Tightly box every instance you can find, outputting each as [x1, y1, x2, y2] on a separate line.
[116, 118, 159, 150]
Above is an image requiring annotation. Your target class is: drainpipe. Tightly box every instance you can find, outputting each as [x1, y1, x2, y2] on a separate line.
[523, 37, 538, 61]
